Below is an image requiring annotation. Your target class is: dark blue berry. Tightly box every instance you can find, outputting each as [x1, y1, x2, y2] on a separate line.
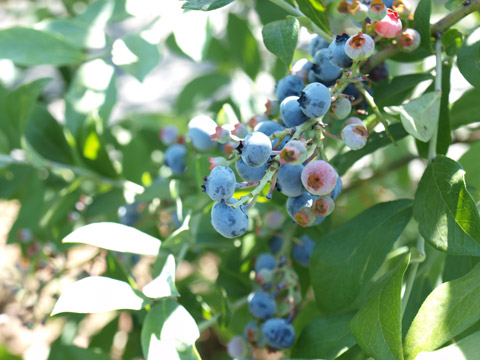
[292, 235, 315, 267]
[327, 34, 353, 69]
[275, 75, 304, 103]
[262, 318, 296, 349]
[248, 291, 277, 320]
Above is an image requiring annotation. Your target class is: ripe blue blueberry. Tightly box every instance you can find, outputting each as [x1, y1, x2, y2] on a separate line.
[235, 158, 268, 182]
[292, 235, 315, 267]
[254, 120, 289, 149]
[248, 291, 277, 320]
[164, 144, 187, 175]
[309, 35, 329, 57]
[204, 166, 236, 202]
[241, 132, 272, 168]
[277, 164, 305, 197]
[286, 192, 316, 221]
[269, 236, 284, 254]
[310, 49, 342, 86]
[118, 203, 140, 226]
[187, 115, 217, 151]
[328, 34, 353, 69]
[298, 82, 332, 118]
[275, 75, 304, 103]
[280, 96, 310, 128]
[262, 318, 296, 349]
[255, 253, 277, 273]
[211, 199, 249, 238]
[330, 176, 343, 200]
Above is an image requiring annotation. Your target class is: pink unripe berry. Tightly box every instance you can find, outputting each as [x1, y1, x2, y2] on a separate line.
[232, 123, 249, 138]
[301, 160, 338, 196]
[280, 140, 308, 165]
[294, 207, 316, 228]
[341, 124, 370, 150]
[312, 196, 335, 217]
[398, 28, 421, 52]
[345, 33, 375, 61]
[375, 9, 403, 38]
[368, 0, 387, 22]
[211, 125, 231, 144]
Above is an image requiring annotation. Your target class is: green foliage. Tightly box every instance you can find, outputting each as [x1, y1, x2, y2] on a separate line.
[296, 0, 331, 35]
[413, 156, 480, 255]
[414, 0, 433, 52]
[457, 35, 480, 89]
[262, 18, 300, 66]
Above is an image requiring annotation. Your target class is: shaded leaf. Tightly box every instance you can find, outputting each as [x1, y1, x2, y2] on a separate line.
[413, 156, 480, 255]
[311, 200, 412, 314]
[436, 64, 451, 155]
[442, 28, 463, 57]
[63, 222, 162, 256]
[404, 263, 480, 359]
[0, 27, 84, 66]
[262, 18, 299, 66]
[451, 89, 480, 129]
[375, 73, 433, 108]
[388, 92, 440, 142]
[292, 313, 356, 359]
[51, 276, 147, 315]
[414, 0, 433, 52]
[459, 141, 480, 193]
[350, 254, 410, 360]
[457, 35, 480, 89]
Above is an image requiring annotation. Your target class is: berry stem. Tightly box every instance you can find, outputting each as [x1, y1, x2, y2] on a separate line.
[266, 171, 278, 200]
[322, 130, 342, 140]
[268, 0, 334, 42]
[353, 82, 397, 145]
[428, 39, 443, 162]
[401, 236, 426, 318]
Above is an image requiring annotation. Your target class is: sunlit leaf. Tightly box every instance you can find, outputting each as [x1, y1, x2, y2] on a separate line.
[143, 254, 179, 299]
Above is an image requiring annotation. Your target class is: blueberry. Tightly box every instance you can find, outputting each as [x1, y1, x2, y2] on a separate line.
[327, 34, 353, 69]
[309, 35, 329, 57]
[211, 199, 249, 238]
[301, 160, 338, 196]
[329, 96, 352, 120]
[286, 192, 316, 220]
[262, 318, 296, 349]
[269, 236, 284, 254]
[375, 9, 403, 38]
[235, 158, 268, 182]
[254, 120, 288, 149]
[277, 164, 305, 197]
[187, 115, 217, 151]
[280, 96, 310, 128]
[248, 291, 277, 320]
[255, 253, 277, 273]
[292, 235, 315, 267]
[275, 75, 304, 103]
[164, 144, 187, 175]
[341, 123, 369, 150]
[310, 49, 342, 86]
[204, 166, 236, 202]
[298, 82, 332, 118]
[227, 336, 248, 358]
[291, 58, 313, 82]
[241, 132, 272, 168]
[330, 176, 343, 200]
[159, 125, 178, 145]
[118, 203, 140, 226]
[345, 33, 375, 61]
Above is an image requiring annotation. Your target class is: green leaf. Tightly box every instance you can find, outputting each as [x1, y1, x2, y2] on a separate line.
[227, 13, 262, 79]
[310, 200, 412, 314]
[51, 276, 148, 315]
[459, 141, 480, 193]
[48, 343, 111, 360]
[415, 330, 480, 360]
[375, 73, 433, 108]
[0, 345, 22, 360]
[0, 27, 84, 66]
[182, 0, 235, 11]
[451, 89, 480, 129]
[291, 313, 356, 359]
[414, 0, 433, 52]
[445, 0, 465, 11]
[442, 28, 463, 56]
[331, 123, 408, 176]
[457, 35, 480, 89]
[175, 73, 230, 115]
[24, 105, 74, 164]
[404, 263, 480, 359]
[436, 64, 452, 155]
[262, 18, 300, 66]
[388, 92, 440, 143]
[413, 155, 480, 255]
[350, 254, 410, 360]
[63, 222, 162, 256]
[113, 34, 161, 82]
[142, 254, 179, 299]
[296, 0, 331, 35]
[141, 298, 200, 360]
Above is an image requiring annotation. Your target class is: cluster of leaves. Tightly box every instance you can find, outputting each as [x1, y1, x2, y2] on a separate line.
[0, 0, 480, 359]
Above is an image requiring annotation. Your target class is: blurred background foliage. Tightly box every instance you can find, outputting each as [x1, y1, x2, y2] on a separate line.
[0, 0, 479, 359]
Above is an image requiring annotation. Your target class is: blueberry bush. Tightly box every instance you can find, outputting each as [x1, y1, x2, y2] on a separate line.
[0, 0, 480, 359]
